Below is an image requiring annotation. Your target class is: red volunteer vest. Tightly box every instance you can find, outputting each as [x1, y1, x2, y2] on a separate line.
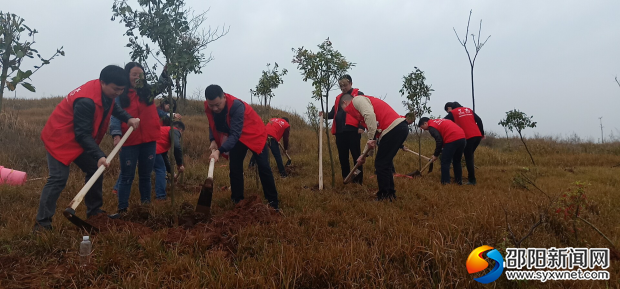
[344, 95, 402, 137]
[449, 107, 482, 139]
[428, 119, 466, 144]
[40, 80, 113, 166]
[331, 88, 361, 135]
[119, 89, 161, 146]
[204, 94, 267, 155]
[156, 126, 176, 154]
[265, 118, 290, 141]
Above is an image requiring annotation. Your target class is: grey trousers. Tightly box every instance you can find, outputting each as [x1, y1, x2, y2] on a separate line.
[35, 151, 104, 228]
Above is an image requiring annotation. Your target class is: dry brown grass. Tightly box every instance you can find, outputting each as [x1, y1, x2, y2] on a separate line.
[0, 98, 618, 288]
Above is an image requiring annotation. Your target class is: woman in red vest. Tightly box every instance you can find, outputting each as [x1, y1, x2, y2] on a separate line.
[34, 65, 140, 231]
[444, 102, 484, 185]
[418, 117, 467, 185]
[340, 94, 409, 201]
[204, 85, 279, 210]
[321, 75, 365, 184]
[109, 62, 162, 213]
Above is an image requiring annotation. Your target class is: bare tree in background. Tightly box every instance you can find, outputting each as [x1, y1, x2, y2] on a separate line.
[599, 117, 604, 144]
[453, 9, 491, 113]
[615, 76, 620, 89]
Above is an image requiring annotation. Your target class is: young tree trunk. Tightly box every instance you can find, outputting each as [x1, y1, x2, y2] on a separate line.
[167, 85, 176, 205]
[0, 48, 11, 112]
[505, 127, 511, 149]
[470, 65, 475, 113]
[417, 128, 422, 170]
[518, 132, 536, 166]
[182, 72, 188, 100]
[321, 90, 336, 187]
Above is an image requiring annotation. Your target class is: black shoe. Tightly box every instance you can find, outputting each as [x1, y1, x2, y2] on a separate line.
[32, 222, 52, 233]
[280, 174, 288, 179]
[87, 209, 107, 219]
[108, 208, 127, 219]
[466, 180, 477, 185]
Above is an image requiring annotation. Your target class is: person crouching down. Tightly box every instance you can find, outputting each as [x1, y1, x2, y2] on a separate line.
[153, 121, 185, 200]
[204, 85, 279, 210]
[340, 94, 409, 201]
[417, 117, 466, 185]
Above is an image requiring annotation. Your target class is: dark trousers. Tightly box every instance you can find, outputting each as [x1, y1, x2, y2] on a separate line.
[249, 137, 287, 176]
[464, 136, 481, 182]
[441, 138, 467, 185]
[117, 141, 157, 210]
[229, 141, 279, 209]
[35, 151, 105, 228]
[335, 131, 362, 184]
[375, 121, 409, 197]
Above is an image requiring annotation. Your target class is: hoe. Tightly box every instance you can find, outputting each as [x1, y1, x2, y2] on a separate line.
[195, 155, 216, 220]
[278, 142, 292, 166]
[63, 126, 135, 233]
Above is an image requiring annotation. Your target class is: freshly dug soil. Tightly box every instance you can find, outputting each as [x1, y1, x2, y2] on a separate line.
[164, 195, 280, 255]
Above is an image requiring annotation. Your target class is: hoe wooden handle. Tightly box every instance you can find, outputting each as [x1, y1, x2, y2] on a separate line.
[207, 158, 215, 179]
[67, 126, 135, 211]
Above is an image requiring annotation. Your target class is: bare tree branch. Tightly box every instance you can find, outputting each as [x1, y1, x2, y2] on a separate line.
[615, 76, 620, 88]
[577, 216, 616, 249]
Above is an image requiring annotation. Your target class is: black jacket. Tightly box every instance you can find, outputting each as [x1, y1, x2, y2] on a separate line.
[73, 95, 132, 160]
[327, 89, 364, 134]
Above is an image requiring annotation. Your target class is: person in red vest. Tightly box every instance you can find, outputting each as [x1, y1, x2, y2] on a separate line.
[109, 62, 162, 213]
[250, 117, 291, 177]
[204, 85, 279, 210]
[153, 121, 185, 200]
[444, 102, 484, 185]
[418, 117, 467, 185]
[340, 94, 409, 201]
[34, 65, 140, 231]
[320, 75, 365, 184]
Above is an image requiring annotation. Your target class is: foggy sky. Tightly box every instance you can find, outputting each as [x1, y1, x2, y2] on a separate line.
[3, 0, 620, 141]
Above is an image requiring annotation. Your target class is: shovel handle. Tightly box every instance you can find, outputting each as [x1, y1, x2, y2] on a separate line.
[67, 126, 135, 211]
[402, 147, 431, 161]
[344, 145, 372, 184]
[207, 158, 215, 179]
[420, 158, 434, 171]
[278, 142, 292, 160]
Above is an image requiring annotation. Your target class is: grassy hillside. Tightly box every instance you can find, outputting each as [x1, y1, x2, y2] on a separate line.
[0, 98, 618, 288]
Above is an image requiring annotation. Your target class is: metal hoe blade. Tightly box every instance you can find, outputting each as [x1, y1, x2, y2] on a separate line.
[195, 177, 213, 219]
[63, 208, 99, 233]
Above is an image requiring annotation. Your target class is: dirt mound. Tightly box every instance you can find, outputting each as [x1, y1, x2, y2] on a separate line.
[87, 214, 154, 236]
[164, 195, 280, 255]
[285, 164, 300, 176]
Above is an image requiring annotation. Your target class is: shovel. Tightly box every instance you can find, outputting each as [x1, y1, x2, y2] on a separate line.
[406, 158, 435, 177]
[401, 146, 434, 173]
[63, 126, 135, 233]
[195, 157, 215, 220]
[278, 142, 292, 166]
[344, 145, 373, 184]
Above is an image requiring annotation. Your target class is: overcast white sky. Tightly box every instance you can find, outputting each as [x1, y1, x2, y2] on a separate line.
[3, 0, 620, 141]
